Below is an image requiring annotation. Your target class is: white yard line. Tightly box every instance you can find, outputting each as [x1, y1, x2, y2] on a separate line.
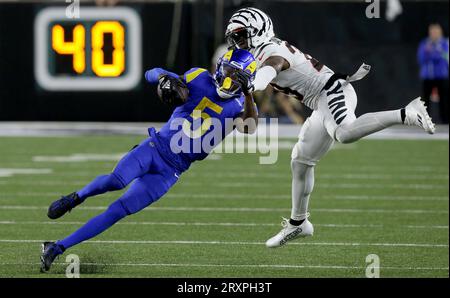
[0, 262, 448, 271]
[0, 122, 448, 139]
[316, 173, 448, 180]
[32, 154, 126, 163]
[331, 195, 449, 201]
[209, 182, 448, 190]
[0, 168, 53, 178]
[0, 205, 447, 214]
[22, 171, 449, 181]
[0, 180, 447, 190]
[0, 220, 447, 229]
[195, 166, 449, 176]
[1, 192, 448, 202]
[405, 225, 449, 229]
[1, 160, 446, 173]
[0, 239, 447, 248]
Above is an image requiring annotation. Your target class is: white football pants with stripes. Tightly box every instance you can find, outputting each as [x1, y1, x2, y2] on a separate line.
[290, 79, 403, 221]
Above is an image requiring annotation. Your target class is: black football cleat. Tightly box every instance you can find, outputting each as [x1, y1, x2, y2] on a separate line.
[40, 241, 64, 272]
[47, 192, 82, 219]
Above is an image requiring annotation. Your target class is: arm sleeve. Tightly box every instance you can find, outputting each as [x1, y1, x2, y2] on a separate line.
[253, 66, 278, 91]
[144, 68, 180, 84]
[237, 95, 259, 115]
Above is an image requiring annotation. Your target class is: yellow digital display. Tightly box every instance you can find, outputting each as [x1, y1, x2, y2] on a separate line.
[51, 24, 86, 74]
[35, 7, 141, 91]
[91, 21, 125, 77]
[51, 21, 125, 77]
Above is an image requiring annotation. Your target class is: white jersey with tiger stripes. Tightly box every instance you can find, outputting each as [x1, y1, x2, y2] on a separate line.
[251, 37, 334, 110]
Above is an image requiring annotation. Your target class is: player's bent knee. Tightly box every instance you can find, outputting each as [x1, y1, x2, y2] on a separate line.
[105, 200, 129, 223]
[106, 173, 127, 191]
[291, 159, 314, 178]
[291, 143, 317, 168]
[335, 126, 356, 144]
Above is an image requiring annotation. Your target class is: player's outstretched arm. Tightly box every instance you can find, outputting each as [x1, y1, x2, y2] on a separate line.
[235, 73, 258, 134]
[144, 68, 180, 84]
[235, 93, 258, 134]
[253, 56, 289, 91]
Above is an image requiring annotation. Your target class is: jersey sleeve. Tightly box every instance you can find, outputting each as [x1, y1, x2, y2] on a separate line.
[183, 67, 209, 85]
[254, 41, 296, 69]
[144, 68, 180, 84]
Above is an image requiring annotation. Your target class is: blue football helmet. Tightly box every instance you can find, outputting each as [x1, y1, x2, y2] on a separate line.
[214, 49, 257, 98]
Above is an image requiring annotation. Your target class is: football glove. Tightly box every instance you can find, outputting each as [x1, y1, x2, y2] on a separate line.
[157, 75, 188, 106]
[235, 71, 254, 96]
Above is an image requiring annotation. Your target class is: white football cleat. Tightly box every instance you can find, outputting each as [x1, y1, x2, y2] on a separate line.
[405, 97, 435, 134]
[265, 217, 314, 248]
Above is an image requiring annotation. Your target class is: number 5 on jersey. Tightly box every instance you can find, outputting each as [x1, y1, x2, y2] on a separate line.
[182, 97, 223, 139]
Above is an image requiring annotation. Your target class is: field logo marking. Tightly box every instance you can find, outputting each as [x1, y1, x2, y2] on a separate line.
[65, 254, 80, 278]
[365, 254, 380, 278]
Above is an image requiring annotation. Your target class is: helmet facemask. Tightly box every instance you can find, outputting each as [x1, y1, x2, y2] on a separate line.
[215, 61, 249, 98]
[226, 27, 254, 50]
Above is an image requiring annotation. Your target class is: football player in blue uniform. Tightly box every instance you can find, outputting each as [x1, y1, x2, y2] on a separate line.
[40, 49, 258, 272]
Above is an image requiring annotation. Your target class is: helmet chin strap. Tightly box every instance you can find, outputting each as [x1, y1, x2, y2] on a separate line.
[216, 87, 234, 99]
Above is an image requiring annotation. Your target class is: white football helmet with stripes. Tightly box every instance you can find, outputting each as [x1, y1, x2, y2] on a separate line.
[225, 7, 275, 50]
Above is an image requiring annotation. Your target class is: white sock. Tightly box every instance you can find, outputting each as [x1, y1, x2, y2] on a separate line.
[335, 110, 402, 144]
[290, 160, 315, 221]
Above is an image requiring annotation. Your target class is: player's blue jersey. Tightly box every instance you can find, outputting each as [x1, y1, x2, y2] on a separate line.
[147, 67, 247, 173]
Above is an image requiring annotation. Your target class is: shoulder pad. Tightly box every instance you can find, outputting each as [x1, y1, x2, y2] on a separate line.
[184, 68, 208, 84]
[253, 40, 295, 67]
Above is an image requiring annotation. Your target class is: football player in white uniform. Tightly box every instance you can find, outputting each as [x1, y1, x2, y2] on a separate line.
[225, 7, 436, 248]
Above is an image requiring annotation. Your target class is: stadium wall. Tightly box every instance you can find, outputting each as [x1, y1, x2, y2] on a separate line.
[0, 0, 448, 122]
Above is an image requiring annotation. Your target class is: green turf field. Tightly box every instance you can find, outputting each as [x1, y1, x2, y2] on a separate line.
[0, 136, 448, 277]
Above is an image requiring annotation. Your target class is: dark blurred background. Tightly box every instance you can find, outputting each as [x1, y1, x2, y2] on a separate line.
[0, 0, 448, 123]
